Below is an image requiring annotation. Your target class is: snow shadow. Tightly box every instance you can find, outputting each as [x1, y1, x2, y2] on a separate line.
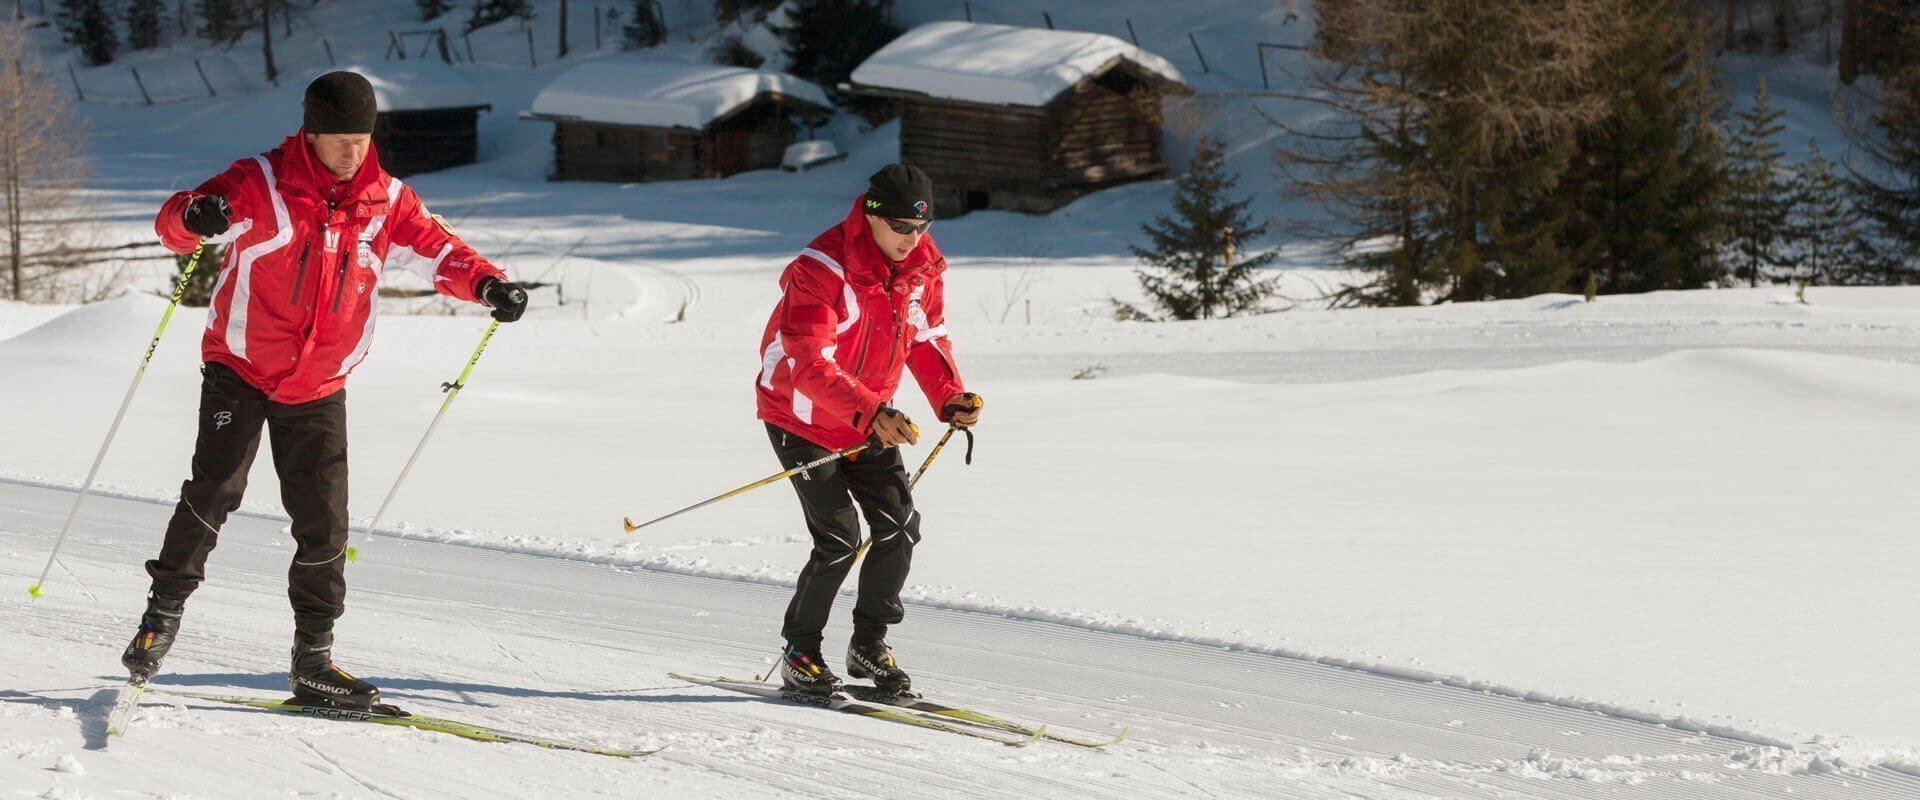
[0, 688, 115, 750]
[156, 672, 753, 708]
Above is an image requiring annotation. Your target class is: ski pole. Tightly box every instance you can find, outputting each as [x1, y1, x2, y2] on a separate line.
[623, 441, 875, 534]
[909, 423, 976, 490]
[29, 242, 208, 601]
[335, 319, 499, 565]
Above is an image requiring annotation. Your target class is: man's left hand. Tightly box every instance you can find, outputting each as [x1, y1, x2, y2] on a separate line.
[479, 278, 528, 323]
[942, 392, 984, 428]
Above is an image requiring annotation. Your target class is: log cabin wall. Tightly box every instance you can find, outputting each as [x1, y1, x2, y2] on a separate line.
[551, 123, 700, 183]
[1046, 69, 1166, 188]
[373, 108, 485, 178]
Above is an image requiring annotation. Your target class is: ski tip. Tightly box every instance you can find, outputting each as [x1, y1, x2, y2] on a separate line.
[26, 583, 44, 601]
[622, 517, 639, 533]
[1011, 724, 1047, 747]
[344, 546, 360, 564]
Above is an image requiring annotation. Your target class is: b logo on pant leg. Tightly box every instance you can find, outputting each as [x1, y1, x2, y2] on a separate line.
[214, 411, 232, 430]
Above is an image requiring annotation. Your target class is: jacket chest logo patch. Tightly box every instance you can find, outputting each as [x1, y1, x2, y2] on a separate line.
[324, 229, 341, 254]
[906, 287, 929, 329]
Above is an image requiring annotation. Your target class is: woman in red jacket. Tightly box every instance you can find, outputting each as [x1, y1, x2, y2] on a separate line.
[756, 164, 984, 698]
[120, 72, 528, 709]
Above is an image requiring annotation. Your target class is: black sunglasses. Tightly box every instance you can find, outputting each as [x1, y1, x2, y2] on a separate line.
[884, 218, 933, 235]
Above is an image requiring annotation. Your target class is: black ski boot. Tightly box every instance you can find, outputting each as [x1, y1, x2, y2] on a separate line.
[289, 632, 380, 709]
[846, 638, 914, 698]
[120, 593, 185, 684]
[778, 643, 843, 702]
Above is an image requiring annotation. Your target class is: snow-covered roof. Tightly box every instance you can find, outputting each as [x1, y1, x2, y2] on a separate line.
[335, 62, 489, 112]
[524, 58, 830, 129]
[850, 21, 1186, 107]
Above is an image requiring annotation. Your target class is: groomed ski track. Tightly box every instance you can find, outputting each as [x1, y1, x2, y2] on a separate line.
[3, 479, 1914, 799]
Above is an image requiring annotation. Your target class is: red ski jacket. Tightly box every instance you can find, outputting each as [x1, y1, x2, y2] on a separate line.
[756, 198, 966, 450]
[156, 131, 505, 404]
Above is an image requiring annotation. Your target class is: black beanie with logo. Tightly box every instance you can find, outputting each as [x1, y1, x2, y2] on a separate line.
[863, 163, 934, 220]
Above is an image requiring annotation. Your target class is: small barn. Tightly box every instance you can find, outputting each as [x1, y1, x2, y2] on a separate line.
[850, 22, 1190, 217]
[521, 59, 831, 183]
[353, 62, 491, 178]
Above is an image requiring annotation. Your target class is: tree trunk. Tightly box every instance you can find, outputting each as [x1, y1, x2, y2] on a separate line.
[261, 0, 277, 84]
[1839, 0, 1859, 83]
[1771, 0, 1790, 52]
[1724, 0, 1736, 52]
[557, 0, 568, 59]
[1824, 0, 1833, 63]
[1217, 227, 1234, 321]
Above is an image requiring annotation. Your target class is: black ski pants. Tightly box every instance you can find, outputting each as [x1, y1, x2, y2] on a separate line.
[767, 422, 921, 651]
[145, 363, 351, 636]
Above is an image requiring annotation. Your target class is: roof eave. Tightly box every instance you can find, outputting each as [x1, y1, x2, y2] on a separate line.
[851, 56, 1191, 109]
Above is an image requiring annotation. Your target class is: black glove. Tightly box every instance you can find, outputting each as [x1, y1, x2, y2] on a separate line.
[182, 195, 231, 237]
[479, 277, 528, 323]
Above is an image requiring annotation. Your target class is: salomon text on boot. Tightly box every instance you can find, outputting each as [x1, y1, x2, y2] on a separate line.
[289, 631, 380, 709]
[846, 638, 913, 698]
[779, 643, 844, 702]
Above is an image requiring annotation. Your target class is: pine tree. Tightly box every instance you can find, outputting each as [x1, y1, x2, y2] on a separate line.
[57, 0, 118, 65]
[624, 0, 665, 49]
[127, 0, 166, 50]
[416, 0, 452, 21]
[1129, 137, 1279, 320]
[466, 0, 532, 33]
[1283, 0, 1622, 306]
[715, 0, 782, 24]
[1787, 138, 1863, 285]
[775, 0, 900, 92]
[197, 0, 248, 44]
[1556, 0, 1726, 294]
[1724, 75, 1792, 286]
[1849, 16, 1920, 283]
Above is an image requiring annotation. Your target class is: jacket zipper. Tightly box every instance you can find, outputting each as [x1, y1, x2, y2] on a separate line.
[330, 239, 350, 313]
[290, 240, 311, 302]
[324, 191, 349, 314]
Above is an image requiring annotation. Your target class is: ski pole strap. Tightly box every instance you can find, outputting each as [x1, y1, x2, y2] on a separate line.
[962, 427, 974, 465]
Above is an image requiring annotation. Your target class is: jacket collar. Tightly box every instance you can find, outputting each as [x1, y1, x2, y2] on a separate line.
[837, 198, 943, 287]
[269, 129, 391, 214]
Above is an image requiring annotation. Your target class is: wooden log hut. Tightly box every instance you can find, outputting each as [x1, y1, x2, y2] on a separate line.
[849, 22, 1190, 217]
[521, 59, 831, 183]
[355, 62, 491, 178]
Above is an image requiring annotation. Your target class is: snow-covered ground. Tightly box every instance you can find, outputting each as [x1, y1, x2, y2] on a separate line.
[3, 0, 1919, 797]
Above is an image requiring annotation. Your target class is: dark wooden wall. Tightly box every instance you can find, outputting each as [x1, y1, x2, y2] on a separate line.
[374, 108, 483, 178]
[1048, 70, 1165, 188]
[551, 123, 700, 183]
[550, 100, 803, 183]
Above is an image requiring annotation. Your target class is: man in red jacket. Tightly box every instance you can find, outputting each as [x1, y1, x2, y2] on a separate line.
[757, 164, 984, 698]
[120, 72, 528, 708]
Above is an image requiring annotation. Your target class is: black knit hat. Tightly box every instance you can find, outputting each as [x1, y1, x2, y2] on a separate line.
[304, 71, 378, 134]
[863, 163, 934, 220]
